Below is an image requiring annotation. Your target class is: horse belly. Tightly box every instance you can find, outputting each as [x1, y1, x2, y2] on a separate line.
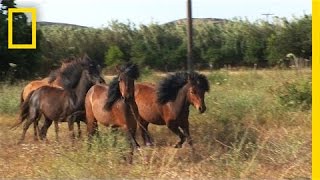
[92, 100, 114, 126]
[40, 100, 64, 120]
[136, 99, 165, 125]
[139, 108, 165, 125]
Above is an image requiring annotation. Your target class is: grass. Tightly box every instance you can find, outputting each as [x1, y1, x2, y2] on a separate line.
[0, 69, 311, 179]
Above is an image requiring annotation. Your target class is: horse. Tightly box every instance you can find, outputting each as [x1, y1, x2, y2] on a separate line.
[85, 63, 141, 162]
[20, 55, 100, 140]
[20, 56, 93, 103]
[134, 72, 210, 148]
[13, 56, 103, 143]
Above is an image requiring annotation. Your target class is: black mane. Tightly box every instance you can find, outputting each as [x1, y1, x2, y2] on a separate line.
[47, 69, 59, 84]
[59, 62, 84, 89]
[104, 77, 121, 110]
[104, 63, 140, 110]
[119, 62, 140, 80]
[157, 72, 209, 104]
[45, 55, 95, 88]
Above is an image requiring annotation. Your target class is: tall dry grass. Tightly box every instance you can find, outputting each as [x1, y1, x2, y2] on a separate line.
[0, 69, 311, 179]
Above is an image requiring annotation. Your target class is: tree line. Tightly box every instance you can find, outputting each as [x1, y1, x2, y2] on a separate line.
[0, 0, 311, 80]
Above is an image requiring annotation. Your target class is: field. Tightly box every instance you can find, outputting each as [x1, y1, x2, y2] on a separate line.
[0, 69, 311, 179]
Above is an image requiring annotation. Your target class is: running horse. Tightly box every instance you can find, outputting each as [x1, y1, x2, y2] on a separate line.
[13, 56, 103, 143]
[20, 56, 91, 103]
[19, 56, 95, 139]
[135, 72, 209, 148]
[85, 63, 141, 162]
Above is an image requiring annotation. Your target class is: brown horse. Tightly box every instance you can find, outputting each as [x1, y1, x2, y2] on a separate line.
[18, 56, 100, 140]
[20, 56, 92, 103]
[85, 63, 141, 161]
[13, 56, 103, 143]
[135, 72, 210, 148]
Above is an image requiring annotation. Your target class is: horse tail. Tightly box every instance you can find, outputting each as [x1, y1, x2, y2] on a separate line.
[11, 90, 35, 130]
[20, 88, 25, 107]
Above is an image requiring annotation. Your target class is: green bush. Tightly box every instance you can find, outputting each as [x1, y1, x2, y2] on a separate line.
[275, 79, 311, 110]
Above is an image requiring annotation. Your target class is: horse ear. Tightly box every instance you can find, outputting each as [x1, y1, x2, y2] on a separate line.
[115, 65, 121, 73]
[187, 74, 192, 83]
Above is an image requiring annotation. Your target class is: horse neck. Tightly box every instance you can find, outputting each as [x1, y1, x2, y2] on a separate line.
[73, 74, 93, 110]
[170, 84, 190, 115]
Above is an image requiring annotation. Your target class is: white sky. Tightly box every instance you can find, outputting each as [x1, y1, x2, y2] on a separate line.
[15, 0, 311, 28]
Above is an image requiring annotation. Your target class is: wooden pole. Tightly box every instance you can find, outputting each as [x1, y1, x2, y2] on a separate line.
[187, 0, 193, 72]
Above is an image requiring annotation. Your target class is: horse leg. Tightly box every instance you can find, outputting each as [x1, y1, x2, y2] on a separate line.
[33, 120, 39, 141]
[33, 114, 42, 141]
[18, 118, 35, 144]
[54, 121, 59, 142]
[167, 121, 186, 148]
[70, 111, 84, 138]
[68, 117, 76, 142]
[77, 121, 81, 138]
[125, 129, 139, 164]
[140, 122, 153, 146]
[40, 117, 52, 141]
[18, 107, 40, 144]
[111, 127, 118, 147]
[180, 121, 193, 148]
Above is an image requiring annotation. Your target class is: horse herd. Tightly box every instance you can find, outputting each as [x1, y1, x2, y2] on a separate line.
[11, 55, 210, 160]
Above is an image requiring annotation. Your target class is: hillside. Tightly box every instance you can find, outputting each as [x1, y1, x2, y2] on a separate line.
[37, 21, 90, 29]
[166, 18, 228, 25]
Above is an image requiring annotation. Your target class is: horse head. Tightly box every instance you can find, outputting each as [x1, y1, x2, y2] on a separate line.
[117, 63, 140, 102]
[186, 72, 210, 113]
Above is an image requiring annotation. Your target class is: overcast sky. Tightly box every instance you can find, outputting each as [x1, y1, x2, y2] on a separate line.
[15, 0, 311, 27]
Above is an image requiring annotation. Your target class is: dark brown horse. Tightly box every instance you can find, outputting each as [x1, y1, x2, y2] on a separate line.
[19, 56, 96, 139]
[85, 63, 141, 161]
[135, 72, 210, 148]
[20, 56, 90, 103]
[13, 56, 103, 143]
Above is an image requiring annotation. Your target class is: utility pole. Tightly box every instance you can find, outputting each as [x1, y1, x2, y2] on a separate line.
[261, 13, 274, 22]
[187, 0, 193, 72]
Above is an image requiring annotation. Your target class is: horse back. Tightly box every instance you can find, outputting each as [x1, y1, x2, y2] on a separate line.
[135, 83, 165, 125]
[22, 79, 49, 101]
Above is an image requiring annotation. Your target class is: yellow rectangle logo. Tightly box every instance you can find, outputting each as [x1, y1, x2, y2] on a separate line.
[8, 8, 37, 49]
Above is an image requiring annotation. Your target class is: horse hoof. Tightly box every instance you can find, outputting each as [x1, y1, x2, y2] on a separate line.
[174, 143, 182, 148]
[145, 142, 154, 147]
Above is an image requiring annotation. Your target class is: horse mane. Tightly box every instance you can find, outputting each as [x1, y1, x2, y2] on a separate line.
[119, 62, 140, 80]
[47, 69, 60, 84]
[59, 59, 86, 89]
[104, 63, 140, 110]
[104, 77, 121, 110]
[157, 72, 209, 104]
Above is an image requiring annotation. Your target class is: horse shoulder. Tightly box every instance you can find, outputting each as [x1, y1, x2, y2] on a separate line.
[161, 102, 178, 123]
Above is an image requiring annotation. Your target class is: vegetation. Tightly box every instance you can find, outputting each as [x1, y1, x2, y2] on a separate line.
[0, 0, 312, 80]
[0, 69, 311, 179]
[0, 0, 312, 178]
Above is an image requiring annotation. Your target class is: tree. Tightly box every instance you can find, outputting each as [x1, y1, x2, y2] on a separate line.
[0, 0, 42, 80]
[105, 45, 124, 66]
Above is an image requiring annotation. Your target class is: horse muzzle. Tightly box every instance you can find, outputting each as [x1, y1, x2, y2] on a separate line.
[123, 96, 134, 103]
[198, 105, 206, 113]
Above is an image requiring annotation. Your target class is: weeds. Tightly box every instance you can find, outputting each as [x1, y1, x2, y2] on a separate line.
[0, 69, 311, 179]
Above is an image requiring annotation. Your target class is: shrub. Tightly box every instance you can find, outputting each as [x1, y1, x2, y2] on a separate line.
[275, 79, 311, 110]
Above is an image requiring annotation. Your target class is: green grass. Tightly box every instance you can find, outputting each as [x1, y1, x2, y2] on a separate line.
[0, 82, 24, 114]
[0, 69, 311, 179]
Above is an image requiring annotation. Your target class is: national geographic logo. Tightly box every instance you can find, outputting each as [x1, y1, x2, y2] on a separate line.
[8, 8, 36, 49]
